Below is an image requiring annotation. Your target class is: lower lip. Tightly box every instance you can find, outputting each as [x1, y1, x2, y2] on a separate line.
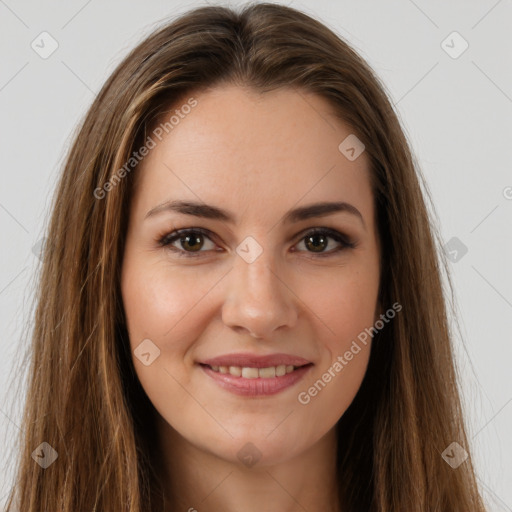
[200, 364, 313, 397]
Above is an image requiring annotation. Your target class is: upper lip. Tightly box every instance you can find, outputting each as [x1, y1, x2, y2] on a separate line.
[200, 353, 312, 368]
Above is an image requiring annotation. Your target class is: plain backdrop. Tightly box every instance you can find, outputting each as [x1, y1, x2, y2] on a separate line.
[0, 0, 511, 510]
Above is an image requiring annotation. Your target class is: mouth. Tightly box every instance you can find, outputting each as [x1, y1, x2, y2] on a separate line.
[199, 362, 311, 378]
[198, 361, 314, 396]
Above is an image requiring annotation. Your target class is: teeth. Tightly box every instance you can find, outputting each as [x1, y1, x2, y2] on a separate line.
[258, 366, 275, 378]
[275, 365, 286, 377]
[241, 367, 259, 379]
[229, 366, 242, 377]
[209, 364, 299, 378]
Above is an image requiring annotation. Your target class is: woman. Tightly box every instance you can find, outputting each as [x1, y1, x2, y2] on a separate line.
[5, 2, 487, 511]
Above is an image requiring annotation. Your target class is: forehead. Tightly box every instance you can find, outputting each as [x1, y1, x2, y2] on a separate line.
[132, 84, 372, 224]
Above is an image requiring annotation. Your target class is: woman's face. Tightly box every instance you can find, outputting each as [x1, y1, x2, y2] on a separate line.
[121, 84, 381, 467]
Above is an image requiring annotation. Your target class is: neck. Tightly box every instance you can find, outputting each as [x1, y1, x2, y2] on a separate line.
[154, 413, 341, 512]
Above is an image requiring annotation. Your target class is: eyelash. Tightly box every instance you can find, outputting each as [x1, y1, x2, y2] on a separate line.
[157, 227, 356, 259]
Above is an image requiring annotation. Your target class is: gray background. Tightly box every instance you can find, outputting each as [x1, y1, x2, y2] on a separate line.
[0, 0, 511, 510]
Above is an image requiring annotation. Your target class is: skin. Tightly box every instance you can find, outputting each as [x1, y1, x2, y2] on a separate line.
[121, 84, 381, 512]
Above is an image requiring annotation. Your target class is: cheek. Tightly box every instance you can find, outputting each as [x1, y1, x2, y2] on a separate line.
[122, 256, 215, 346]
[299, 261, 380, 347]
[121, 257, 227, 414]
[295, 272, 376, 416]
[121, 258, 217, 420]
[292, 262, 378, 422]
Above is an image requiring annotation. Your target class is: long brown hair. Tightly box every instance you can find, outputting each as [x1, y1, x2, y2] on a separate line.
[4, 2, 487, 510]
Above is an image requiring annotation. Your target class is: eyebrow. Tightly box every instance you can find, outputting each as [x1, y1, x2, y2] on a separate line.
[145, 199, 365, 228]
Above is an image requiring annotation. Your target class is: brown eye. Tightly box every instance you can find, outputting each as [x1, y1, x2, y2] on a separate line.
[304, 232, 329, 252]
[180, 233, 204, 252]
[159, 229, 216, 257]
[295, 228, 355, 256]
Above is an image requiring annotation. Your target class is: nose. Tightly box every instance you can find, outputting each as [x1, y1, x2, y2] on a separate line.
[221, 251, 298, 340]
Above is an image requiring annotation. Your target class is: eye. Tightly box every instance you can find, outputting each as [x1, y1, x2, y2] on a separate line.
[293, 227, 355, 257]
[158, 227, 355, 258]
[158, 228, 217, 257]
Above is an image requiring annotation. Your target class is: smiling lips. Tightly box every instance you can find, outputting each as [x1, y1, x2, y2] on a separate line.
[199, 352, 313, 396]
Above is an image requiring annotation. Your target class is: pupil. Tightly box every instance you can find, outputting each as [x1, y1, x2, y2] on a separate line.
[183, 234, 203, 251]
[307, 234, 326, 252]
